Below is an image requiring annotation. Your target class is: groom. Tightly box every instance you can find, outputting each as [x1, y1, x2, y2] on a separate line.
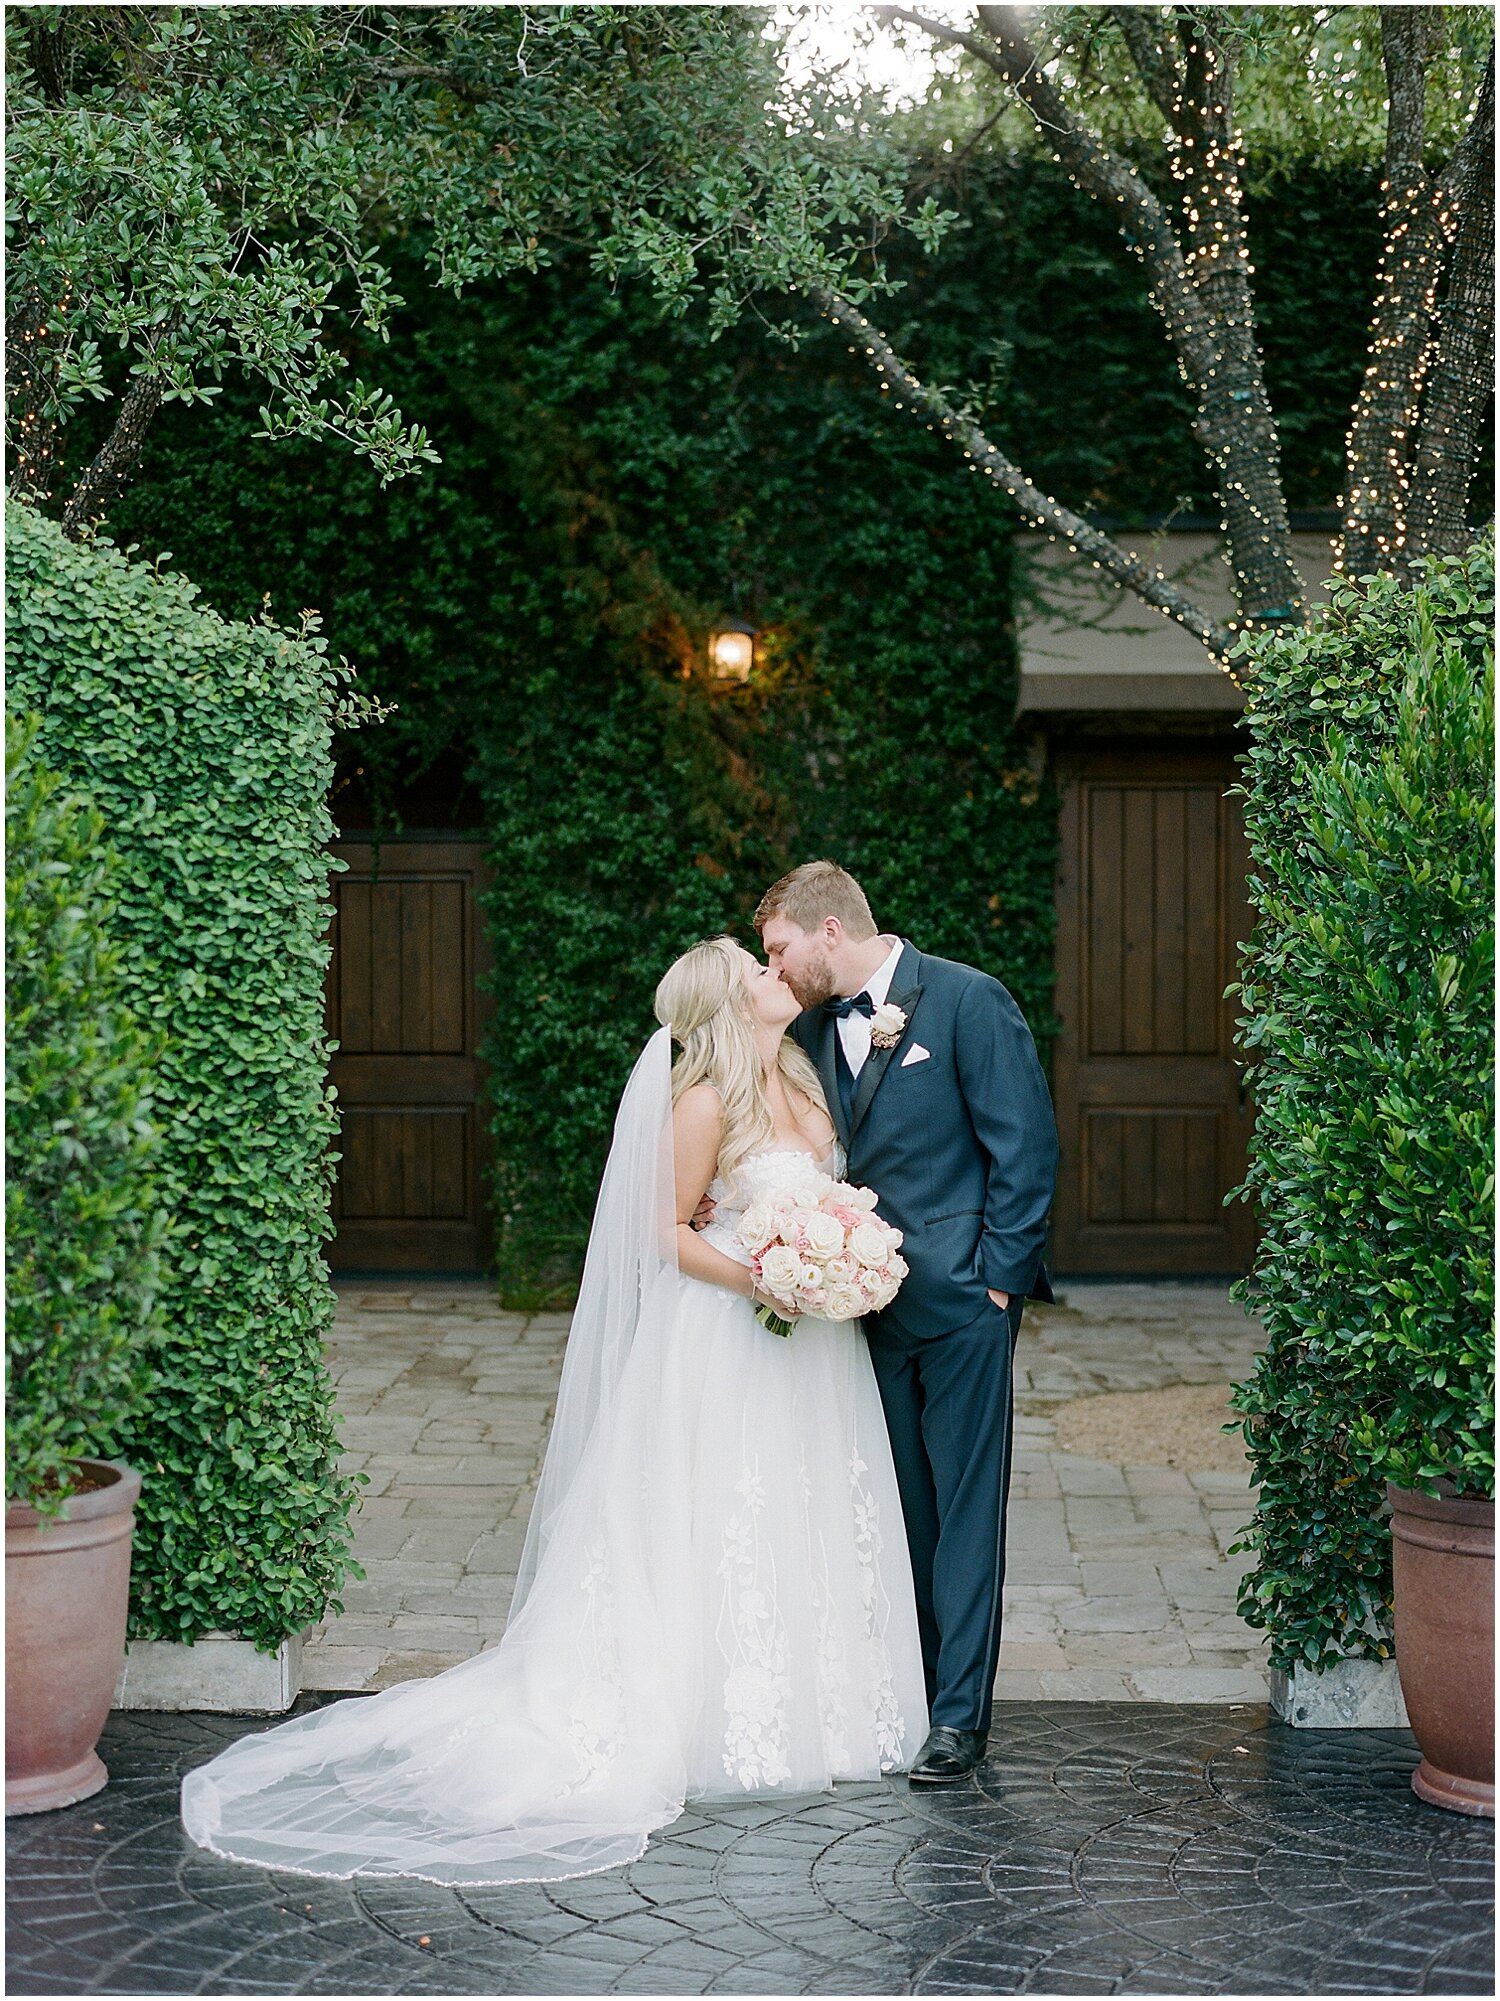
[757, 860, 1058, 1786]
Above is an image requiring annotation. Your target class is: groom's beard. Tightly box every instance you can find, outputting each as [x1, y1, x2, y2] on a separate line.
[783, 954, 837, 1010]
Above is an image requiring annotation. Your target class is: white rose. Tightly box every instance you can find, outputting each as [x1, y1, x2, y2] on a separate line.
[822, 1283, 865, 1322]
[759, 1245, 801, 1293]
[801, 1210, 845, 1261]
[870, 1001, 906, 1039]
[798, 1261, 824, 1291]
[793, 1176, 830, 1212]
[888, 1251, 909, 1281]
[737, 1201, 777, 1252]
[824, 1255, 857, 1287]
[843, 1183, 879, 1212]
[849, 1221, 893, 1269]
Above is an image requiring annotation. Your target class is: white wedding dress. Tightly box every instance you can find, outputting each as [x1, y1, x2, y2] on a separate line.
[181, 1031, 927, 1886]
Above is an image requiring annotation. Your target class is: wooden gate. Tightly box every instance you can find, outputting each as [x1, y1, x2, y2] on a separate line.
[1050, 743, 1256, 1274]
[324, 839, 493, 1271]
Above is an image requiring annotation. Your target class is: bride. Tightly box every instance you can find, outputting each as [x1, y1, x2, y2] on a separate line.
[181, 937, 927, 1886]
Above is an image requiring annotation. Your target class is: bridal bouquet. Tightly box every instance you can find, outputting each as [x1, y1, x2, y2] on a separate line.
[736, 1170, 908, 1337]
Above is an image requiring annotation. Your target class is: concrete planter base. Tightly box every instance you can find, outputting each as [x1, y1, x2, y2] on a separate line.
[1270, 1657, 1409, 1729]
[112, 1631, 305, 1714]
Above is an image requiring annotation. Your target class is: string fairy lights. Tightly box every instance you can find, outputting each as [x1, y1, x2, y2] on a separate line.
[862, 3, 1330, 668]
[9, 274, 70, 507]
[809, 279, 1242, 673]
[851, 4, 1491, 640]
[1337, 22, 1493, 576]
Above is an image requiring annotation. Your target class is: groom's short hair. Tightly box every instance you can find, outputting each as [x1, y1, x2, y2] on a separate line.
[755, 861, 877, 941]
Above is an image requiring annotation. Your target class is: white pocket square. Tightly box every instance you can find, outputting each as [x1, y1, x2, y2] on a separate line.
[900, 1043, 931, 1067]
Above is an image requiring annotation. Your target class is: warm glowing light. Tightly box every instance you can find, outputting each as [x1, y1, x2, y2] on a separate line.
[708, 624, 755, 681]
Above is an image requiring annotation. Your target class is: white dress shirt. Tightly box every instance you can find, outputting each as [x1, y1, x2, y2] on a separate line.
[837, 936, 905, 1078]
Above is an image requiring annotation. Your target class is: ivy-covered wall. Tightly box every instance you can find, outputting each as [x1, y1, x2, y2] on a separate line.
[107, 158, 1385, 1293]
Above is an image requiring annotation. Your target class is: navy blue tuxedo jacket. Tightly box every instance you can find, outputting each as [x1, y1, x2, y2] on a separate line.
[792, 940, 1058, 1334]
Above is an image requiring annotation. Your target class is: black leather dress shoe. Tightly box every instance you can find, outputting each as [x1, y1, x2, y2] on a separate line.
[908, 1726, 986, 1786]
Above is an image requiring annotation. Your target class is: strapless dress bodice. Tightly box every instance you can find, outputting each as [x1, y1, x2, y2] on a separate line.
[702, 1145, 845, 1269]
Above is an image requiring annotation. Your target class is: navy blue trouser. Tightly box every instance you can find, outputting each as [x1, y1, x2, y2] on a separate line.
[865, 1295, 1023, 1735]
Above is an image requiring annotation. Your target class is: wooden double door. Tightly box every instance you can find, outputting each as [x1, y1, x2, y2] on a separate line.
[324, 839, 493, 1271]
[1050, 742, 1256, 1274]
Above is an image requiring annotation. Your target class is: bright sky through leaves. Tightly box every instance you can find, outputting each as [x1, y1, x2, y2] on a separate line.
[773, 3, 965, 109]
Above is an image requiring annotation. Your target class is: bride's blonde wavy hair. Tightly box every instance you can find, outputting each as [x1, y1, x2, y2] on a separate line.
[654, 937, 830, 1195]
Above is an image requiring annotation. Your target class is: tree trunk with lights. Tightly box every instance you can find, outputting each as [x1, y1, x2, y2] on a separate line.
[869, 1, 1309, 663]
[1338, 14, 1495, 574]
[1406, 115, 1495, 563]
[971, 1, 1302, 624]
[60, 370, 169, 541]
[1343, 23, 1496, 575]
[1160, 12, 1300, 623]
[868, 5, 1493, 662]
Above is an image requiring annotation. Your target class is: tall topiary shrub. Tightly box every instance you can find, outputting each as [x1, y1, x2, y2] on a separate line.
[6, 715, 168, 1511]
[5, 504, 361, 1650]
[1228, 542, 1495, 1671]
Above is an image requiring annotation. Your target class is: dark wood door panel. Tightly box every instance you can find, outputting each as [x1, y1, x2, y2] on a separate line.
[1070, 1056, 1230, 1105]
[332, 1055, 482, 1104]
[1087, 783, 1222, 1055]
[325, 840, 493, 1272]
[1052, 743, 1256, 1275]
[1085, 1108, 1222, 1226]
[336, 1109, 471, 1222]
[331, 877, 469, 1055]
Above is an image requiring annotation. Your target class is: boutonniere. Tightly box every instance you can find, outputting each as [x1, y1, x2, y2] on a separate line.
[869, 1001, 908, 1049]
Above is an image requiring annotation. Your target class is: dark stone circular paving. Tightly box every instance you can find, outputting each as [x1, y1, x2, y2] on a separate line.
[6, 1701, 1492, 1995]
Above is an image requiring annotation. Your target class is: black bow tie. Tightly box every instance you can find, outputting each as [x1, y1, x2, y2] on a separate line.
[824, 991, 875, 1019]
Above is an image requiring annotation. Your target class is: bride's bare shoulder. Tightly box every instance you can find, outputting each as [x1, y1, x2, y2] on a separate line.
[672, 1082, 724, 1193]
[672, 1081, 723, 1132]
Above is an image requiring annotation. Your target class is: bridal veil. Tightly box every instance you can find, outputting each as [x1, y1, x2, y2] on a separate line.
[181, 1028, 690, 1885]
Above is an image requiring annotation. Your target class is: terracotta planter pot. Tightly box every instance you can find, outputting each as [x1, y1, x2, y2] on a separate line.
[6, 1459, 142, 1816]
[1388, 1479, 1494, 1818]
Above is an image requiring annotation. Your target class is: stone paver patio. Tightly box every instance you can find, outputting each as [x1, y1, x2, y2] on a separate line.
[8, 1701, 1491, 1995]
[306, 1279, 1271, 1701]
[18, 1282, 1490, 1999]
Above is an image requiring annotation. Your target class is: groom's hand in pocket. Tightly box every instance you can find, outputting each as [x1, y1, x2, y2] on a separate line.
[988, 1287, 1011, 1312]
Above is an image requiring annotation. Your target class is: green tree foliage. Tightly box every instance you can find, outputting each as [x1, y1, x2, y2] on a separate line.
[1228, 542, 1495, 1670]
[5, 505, 362, 1647]
[7, 4, 944, 523]
[5, 714, 168, 1512]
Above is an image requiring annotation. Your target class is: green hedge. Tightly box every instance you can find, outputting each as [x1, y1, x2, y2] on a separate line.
[5, 715, 168, 1511]
[5, 504, 360, 1649]
[1228, 543, 1495, 1671]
